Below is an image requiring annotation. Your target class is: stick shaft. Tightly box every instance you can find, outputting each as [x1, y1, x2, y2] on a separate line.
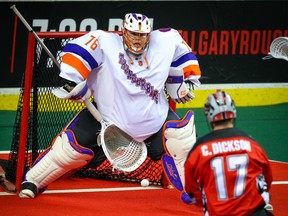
[83, 100, 103, 122]
[10, 5, 103, 123]
[10, 4, 60, 68]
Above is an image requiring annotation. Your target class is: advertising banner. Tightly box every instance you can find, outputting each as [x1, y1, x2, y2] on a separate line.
[1, 1, 288, 87]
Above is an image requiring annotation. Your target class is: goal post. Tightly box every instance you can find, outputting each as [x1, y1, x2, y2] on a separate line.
[9, 31, 90, 191]
[6, 31, 175, 191]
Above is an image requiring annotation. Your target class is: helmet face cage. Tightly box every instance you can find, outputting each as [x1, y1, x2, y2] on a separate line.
[204, 90, 236, 124]
[122, 13, 152, 55]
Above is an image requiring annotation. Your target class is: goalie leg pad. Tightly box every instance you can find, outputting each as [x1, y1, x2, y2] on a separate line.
[162, 153, 184, 191]
[163, 110, 196, 185]
[24, 130, 94, 191]
[164, 110, 196, 159]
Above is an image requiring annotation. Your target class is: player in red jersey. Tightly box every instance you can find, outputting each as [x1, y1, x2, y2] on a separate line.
[184, 90, 273, 216]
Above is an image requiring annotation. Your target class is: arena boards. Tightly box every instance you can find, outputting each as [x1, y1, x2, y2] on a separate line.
[1, 83, 287, 110]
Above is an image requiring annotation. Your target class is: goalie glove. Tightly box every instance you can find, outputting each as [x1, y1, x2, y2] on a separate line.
[52, 80, 92, 103]
[166, 68, 195, 104]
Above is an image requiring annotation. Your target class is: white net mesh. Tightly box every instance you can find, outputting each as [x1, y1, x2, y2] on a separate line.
[102, 124, 147, 172]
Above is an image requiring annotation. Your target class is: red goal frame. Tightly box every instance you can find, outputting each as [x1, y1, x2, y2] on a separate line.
[15, 31, 176, 191]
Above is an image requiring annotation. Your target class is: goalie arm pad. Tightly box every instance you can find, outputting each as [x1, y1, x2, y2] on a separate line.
[163, 110, 196, 185]
[52, 79, 92, 103]
[166, 68, 195, 104]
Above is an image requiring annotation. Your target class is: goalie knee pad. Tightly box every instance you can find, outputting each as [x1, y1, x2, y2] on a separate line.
[22, 130, 94, 194]
[163, 110, 196, 185]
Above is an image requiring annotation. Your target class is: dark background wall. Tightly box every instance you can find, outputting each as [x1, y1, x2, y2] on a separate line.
[1, 1, 288, 87]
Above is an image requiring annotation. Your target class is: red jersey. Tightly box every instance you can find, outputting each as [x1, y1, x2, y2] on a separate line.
[184, 128, 273, 216]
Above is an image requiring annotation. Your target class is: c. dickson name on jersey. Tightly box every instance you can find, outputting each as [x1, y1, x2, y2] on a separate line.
[201, 139, 251, 156]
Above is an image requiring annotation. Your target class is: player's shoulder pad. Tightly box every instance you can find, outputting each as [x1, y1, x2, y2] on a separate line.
[152, 28, 178, 34]
[165, 110, 194, 130]
[88, 30, 111, 37]
[86, 30, 121, 45]
[150, 28, 180, 45]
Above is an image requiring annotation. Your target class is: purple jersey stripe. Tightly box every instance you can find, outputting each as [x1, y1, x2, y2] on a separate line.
[171, 52, 197, 67]
[66, 130, 94, 156]
[63, 43, 98, 69]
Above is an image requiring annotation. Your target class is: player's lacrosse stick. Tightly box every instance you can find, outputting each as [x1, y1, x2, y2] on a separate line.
[11, 4, 148, 172]
[262, 37, 288, 61]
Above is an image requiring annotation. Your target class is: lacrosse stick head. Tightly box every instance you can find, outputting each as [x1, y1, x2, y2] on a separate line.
[99, 121, 147, 172]
[263, 37, 288, 61]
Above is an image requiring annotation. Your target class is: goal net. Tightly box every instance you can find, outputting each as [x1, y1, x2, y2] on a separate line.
[6, 31, 168, 191]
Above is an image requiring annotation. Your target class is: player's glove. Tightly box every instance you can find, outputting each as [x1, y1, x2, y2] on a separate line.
[166, 68, 195, 104]
[257, 173, 268, 194]
[256, 173, 270, 205]
[52, 80, 92, 103]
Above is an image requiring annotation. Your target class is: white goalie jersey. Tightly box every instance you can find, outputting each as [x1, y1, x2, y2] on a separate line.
[59, 29, 201, 142]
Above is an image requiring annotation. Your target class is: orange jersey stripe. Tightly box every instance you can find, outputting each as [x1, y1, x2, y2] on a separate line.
[183, 65, 201, 79]
[62, 53, 90, 79]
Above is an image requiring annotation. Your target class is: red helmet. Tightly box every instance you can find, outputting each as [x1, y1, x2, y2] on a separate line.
[204, 90, 236, 124]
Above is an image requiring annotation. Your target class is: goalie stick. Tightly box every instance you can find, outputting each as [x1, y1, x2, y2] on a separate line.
[11, 5, 147, 172]
[10, 5, 60, 68]
[52, 84, 147, 172]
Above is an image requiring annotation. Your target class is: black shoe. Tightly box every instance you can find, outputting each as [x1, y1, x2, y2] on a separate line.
[19, 181, 38, 198]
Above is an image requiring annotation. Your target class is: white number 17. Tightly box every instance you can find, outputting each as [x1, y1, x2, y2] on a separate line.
[211, 154, 248, 200]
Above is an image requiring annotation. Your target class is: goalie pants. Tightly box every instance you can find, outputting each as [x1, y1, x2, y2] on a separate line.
[66, 106, 179, 168]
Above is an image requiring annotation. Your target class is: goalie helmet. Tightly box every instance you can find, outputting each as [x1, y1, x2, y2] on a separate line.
[122, 13, 152, 55]
[204, 89, 236, 124]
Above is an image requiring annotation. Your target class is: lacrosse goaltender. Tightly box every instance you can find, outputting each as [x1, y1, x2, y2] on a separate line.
[19, 12, 201, 198]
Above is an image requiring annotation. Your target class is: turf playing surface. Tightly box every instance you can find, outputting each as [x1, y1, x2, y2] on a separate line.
[1, 103, 288, 162]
